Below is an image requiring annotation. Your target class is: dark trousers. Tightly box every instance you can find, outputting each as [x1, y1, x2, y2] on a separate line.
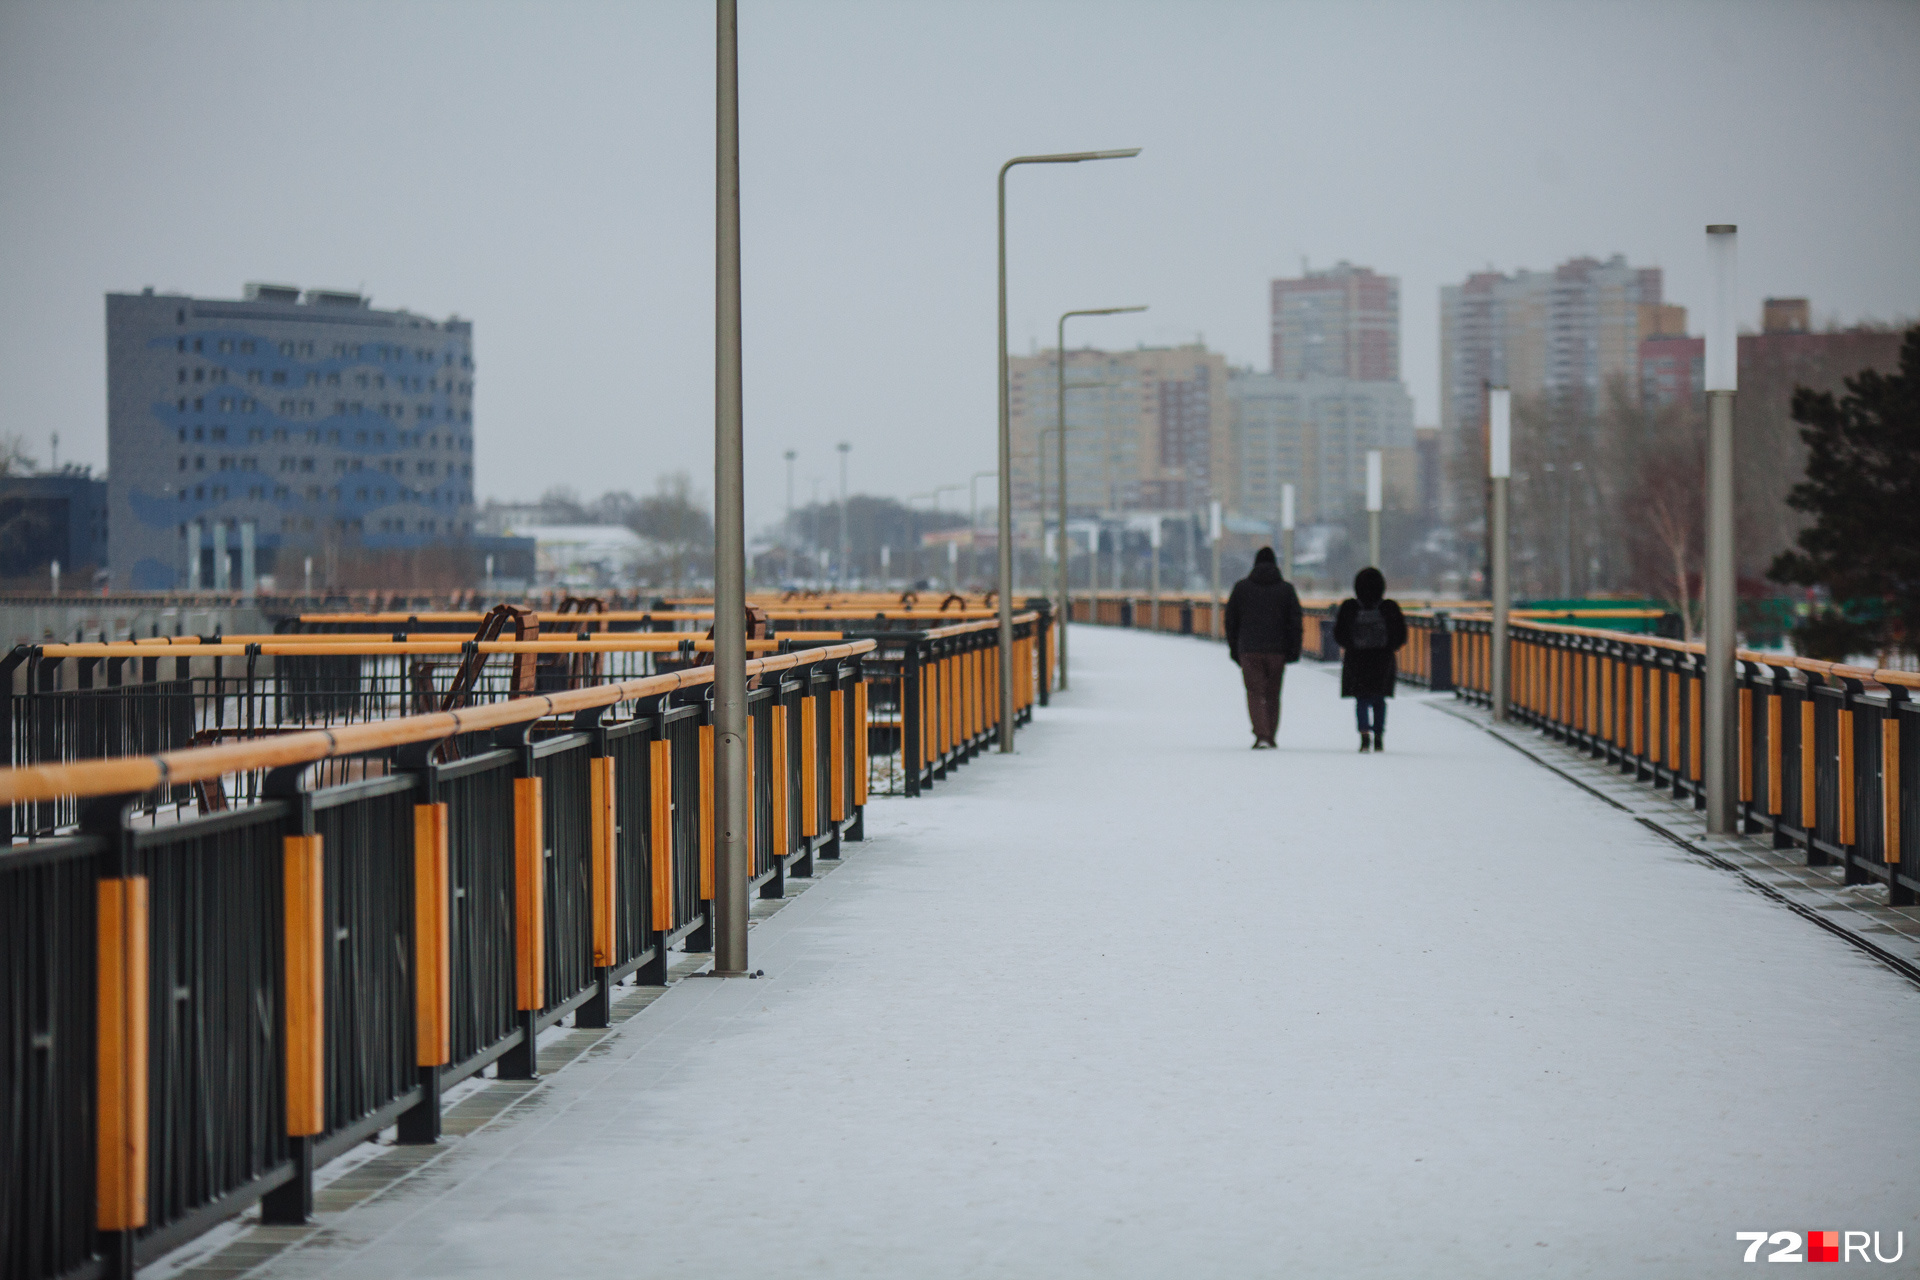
[1240, 653, 1288, 740]
[1355, 696, 1386, 733]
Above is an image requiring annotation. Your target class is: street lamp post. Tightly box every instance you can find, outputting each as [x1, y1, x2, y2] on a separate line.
[1488, 388, 1512, 723]
[783, 449, 796, 583]
[1055, 305, 1145, 692]
[997, 147, 1140, 750]
[837, 442, 851, 590]
[1703, 224, 1739, 835]
[1208, 500, 1222, 639]
[969, 469, 996, 588]
[711, 0, 750, 976]
[1365, 449, 1383, 570]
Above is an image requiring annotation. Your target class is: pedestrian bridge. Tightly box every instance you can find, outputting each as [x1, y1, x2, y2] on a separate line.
[5, 619, 1918, 1278]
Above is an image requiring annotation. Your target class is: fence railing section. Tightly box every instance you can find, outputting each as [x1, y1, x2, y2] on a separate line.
[0, 642, 873, 1280]
[1445, 618, 1918, 903]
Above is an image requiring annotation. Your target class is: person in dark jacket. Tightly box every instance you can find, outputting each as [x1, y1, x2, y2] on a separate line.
[1223, 547, 1303, 748]
[1333, 567, 1408, 752]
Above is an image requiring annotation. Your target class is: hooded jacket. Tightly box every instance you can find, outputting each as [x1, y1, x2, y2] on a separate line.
[1332, 567, 1408, 698]
[1223, 552, 1303, 663]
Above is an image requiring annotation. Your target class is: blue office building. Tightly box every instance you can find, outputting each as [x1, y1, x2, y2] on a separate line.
[106, 284, 476, 589]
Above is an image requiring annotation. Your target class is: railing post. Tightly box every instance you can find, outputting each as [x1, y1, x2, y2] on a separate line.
[261, 765, 322, 1224]
[637, 696, 674, 986]
[497, 726, 543, 1080]
[81, 794, 147, 1279]
[902, 637, 922, 798]
[1889, 691, 1913, 907]
[1429, 616, 1453, 693]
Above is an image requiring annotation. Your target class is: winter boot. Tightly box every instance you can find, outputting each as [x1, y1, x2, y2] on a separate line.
[1358, 733, 1371, 753]
[1372, 732, 1384, 752]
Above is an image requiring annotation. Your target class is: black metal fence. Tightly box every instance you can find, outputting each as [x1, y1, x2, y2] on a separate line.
[0, 647, 871, 1280]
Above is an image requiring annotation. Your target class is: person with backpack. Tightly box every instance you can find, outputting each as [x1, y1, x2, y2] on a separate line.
[1333, 567, 1408, 752]
[1223, 546, 1303, 748]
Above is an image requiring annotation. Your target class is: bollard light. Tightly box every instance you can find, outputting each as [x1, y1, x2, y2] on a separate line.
[1280, 483, 1296, 580]
[1488, 389, 1511, 479]
[1706, 226, 1738, 393]
[1365, 449, 1383, 570]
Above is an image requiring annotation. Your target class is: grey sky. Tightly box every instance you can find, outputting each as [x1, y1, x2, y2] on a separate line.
[3, 0, 1916, 531]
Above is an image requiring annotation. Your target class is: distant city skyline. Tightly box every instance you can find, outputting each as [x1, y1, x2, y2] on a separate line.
[3, 1, 1917, 530]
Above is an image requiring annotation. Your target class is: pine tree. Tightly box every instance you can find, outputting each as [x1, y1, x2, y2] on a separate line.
[1768, 326, 1920, 655]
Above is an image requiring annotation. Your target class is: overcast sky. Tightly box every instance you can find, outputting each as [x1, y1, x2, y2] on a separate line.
[3, 0, 1916, 530]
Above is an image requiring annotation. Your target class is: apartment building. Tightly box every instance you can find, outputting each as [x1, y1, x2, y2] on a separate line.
[1225, 372, 1415, 527]
[1270, 261, 1399, 381]
[1008, 344, 1232, 525]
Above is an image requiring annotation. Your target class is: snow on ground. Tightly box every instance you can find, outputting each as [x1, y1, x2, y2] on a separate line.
[250, 626, 1920, 1279]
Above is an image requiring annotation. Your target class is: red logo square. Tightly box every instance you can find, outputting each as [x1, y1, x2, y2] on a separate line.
[1808, 1230, 1839, 1262]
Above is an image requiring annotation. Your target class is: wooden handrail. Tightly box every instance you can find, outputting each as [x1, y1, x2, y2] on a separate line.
[1494, 616, 1920, 691]
[0, 640, 877, 804]
[294, 608, 1011, 625]
[23, 637, 842, 658]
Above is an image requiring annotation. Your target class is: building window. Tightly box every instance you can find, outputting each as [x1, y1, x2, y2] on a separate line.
[279, 342, 294, 356]
[195, 485, 205, 499]
[177, 368, 186, 383]
[178, 457, 186, 471]
[248, 486, 263, 500]
[271, 370, 286, 385]
[194, 398, 203, 411]
[193, 427, 204, 441]
[219, 339, 232, 354]
[211, 426, 227, 441]
[194, 456, 205, 470]
[241, 340, 255, 354]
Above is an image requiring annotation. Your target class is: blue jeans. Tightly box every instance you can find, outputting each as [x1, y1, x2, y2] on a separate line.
[1355, 696, 1386, 733]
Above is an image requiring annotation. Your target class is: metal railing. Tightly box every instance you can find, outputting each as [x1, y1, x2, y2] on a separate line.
[0, 641, 875, 1280]
[1449, 618, 1918, 901]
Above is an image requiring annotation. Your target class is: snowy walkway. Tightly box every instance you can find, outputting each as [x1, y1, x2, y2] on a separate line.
[224, 626, 1917, 1278]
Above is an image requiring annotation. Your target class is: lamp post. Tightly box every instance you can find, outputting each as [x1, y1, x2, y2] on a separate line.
[1704, 224, 1739, 835]
[1365, 448, 1383, 570]
[1488, 388, 1512, 723]
[783, 450, 796, 583]
[997, 147, 1140, 750]
[969, 469, 996, 588]
[1208, 500, 1222, 638]
[836, 442, 851, 590]
[1280, 483, 1296, 581]
[711, 0, 750, 976]
[907, 492, 931, 585]
[1055, 306, 1145, 690]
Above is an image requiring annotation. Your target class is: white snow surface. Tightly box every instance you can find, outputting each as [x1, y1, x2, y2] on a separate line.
[257, 626, 1920, 1278]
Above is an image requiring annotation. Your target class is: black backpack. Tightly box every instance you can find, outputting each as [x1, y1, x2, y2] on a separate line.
[1350, 603, 1388, 651]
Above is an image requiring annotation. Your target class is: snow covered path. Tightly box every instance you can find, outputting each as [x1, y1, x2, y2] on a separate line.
[246, 626, 1919, 1278]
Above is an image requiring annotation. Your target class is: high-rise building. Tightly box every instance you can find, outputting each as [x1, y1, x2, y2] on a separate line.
[1226, 372, 1414, 527]
[1008, 344, 1231, 522]
[107, 285, 476, 589]
[1439, 255, 1664, 518]
[1270, 261, 1399, 381]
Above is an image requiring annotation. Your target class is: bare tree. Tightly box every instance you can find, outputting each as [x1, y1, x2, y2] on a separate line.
[0, 433, 36, 476]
